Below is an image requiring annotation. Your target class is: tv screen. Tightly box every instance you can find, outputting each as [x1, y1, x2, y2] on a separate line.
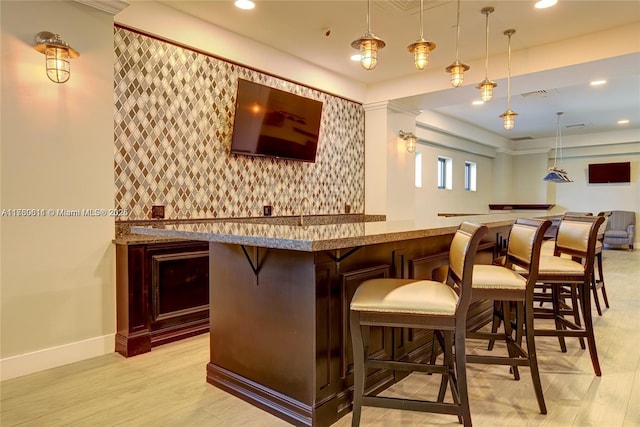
[230, 79, 323, 162]
[588, 162, 631, 183]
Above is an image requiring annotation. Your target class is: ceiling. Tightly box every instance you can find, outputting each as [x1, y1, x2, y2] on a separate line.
[157, 0, 640, 142]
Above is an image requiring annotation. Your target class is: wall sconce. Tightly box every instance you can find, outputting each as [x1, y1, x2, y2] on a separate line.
[399, 130, 417, 153]
[34, 31, 79, 83]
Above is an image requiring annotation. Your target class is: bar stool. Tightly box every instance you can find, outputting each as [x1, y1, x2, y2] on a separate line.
[349, 222, 488, 427]
[533, 214, 605, 376]
[467, 218, 551, 415]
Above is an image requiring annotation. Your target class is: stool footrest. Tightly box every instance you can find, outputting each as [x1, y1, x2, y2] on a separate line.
[362, 396, 463, 416]
[368, 359, 448, 375]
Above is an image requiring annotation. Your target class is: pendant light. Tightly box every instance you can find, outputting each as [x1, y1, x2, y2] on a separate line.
[445, 0, 469, 87]
[543, 112, 573, 182]
[407, 0, 436, 70]
[351, 0, 385, 70]
[476, 7, 497, 102]
[499, 29, 518, 130]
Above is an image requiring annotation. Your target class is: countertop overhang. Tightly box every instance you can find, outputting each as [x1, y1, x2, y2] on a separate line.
[131, 213, 549, 252]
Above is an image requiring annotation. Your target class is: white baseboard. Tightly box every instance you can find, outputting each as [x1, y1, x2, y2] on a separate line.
[0, 334, 115, 381]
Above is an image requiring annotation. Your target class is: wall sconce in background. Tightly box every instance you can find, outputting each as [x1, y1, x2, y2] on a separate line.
[34, 31, 79, 83]
[399, 130, 417, 153]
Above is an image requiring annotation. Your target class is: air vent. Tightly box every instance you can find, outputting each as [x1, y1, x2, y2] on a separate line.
[378, 0, 446, 14]
[565, 123, 586, 129]
[520, 89, 559, 98]
[510, 136, 534, 141]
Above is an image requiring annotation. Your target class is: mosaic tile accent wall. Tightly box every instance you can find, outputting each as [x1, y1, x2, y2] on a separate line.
[114, 27, 365, 220]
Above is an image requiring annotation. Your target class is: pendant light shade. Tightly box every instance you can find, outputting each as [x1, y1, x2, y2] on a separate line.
[476, 7, 497, 102]
[499, 29, 518, 130]
[543, 112, 573, 183]
[351, 0, 385, 70]
[407, 0, 436, 70]
[445, 0, 469, 87]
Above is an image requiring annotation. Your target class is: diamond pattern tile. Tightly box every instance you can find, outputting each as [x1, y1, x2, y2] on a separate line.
[114, 27, 365, 220]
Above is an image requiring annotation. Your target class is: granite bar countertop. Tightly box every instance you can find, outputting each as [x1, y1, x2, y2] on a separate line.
[114, 214, 385, 245]
[130, 213, 546, 252]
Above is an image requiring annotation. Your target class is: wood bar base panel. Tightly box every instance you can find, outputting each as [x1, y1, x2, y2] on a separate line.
[205, 228, 505, 426]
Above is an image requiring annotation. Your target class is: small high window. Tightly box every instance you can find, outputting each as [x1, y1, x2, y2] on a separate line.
[438, 157, 452, 190]
[415, 152, 422, 188]
[465, 161, 477, 191]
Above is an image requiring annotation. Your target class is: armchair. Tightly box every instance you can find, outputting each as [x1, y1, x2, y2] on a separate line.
[603, 210, 636, 250]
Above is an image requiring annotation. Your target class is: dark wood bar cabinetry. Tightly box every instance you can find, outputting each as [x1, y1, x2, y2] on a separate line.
[115, 240, 210, 357]
[205, 235, 500, 426]
[130, 215, 522, 426]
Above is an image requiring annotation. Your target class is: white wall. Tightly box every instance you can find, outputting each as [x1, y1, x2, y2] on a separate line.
[0, 1, 116, 380]
[415, 143, 494, 219]
[551, 150, 640, 243]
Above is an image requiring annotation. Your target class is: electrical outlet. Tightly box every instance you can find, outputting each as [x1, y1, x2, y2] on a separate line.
[151, 205, 165, 219]
[263, 205, 272, 216]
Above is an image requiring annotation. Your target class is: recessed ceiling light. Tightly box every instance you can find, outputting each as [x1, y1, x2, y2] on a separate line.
[235, 0, 255, 10]
[534, 0, 557, 9]
[590, 80, 607, 86]
[472, 100, 485, 106]
[618, 119, 630, 125]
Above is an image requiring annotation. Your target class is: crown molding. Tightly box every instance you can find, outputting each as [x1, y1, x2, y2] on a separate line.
[75, 0, 129, 15]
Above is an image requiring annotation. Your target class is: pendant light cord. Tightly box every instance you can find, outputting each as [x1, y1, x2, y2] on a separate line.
[506, 31, 512, 110]
[420, 0, 424, 39]
[455, 0, 461, 60]
[484, 11, 490, 78]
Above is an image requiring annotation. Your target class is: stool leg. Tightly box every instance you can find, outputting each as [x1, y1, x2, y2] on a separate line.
[524, 298, 547, 414]
[597, 252, 609, 309]
[487, 300, 502, 351]
[591, 270, 603, 316]
[502, 301, 520, 381]
[551, 285, 567, 353]
[579, 281, 602, 376]
[350, 312, 366, 427]
[453, 329, 472, 427]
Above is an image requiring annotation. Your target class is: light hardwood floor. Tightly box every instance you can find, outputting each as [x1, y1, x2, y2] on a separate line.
[2, 249, 639, 427]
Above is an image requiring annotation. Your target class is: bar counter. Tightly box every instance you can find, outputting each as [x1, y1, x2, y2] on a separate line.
[130, 212, 531, 252]
[131, 212, 549, 426]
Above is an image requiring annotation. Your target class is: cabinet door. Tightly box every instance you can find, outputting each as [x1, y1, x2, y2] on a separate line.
[340, 265, 392, 382]
[146, 242, 210, 335]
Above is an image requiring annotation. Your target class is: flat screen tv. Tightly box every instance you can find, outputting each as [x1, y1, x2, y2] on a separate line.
[230, 79, 323, 162]
[588, 162, 631, 183]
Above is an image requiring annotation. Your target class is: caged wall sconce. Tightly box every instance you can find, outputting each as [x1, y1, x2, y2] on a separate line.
[34, 31, 79, 83]
[399, 130, 417, 153]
